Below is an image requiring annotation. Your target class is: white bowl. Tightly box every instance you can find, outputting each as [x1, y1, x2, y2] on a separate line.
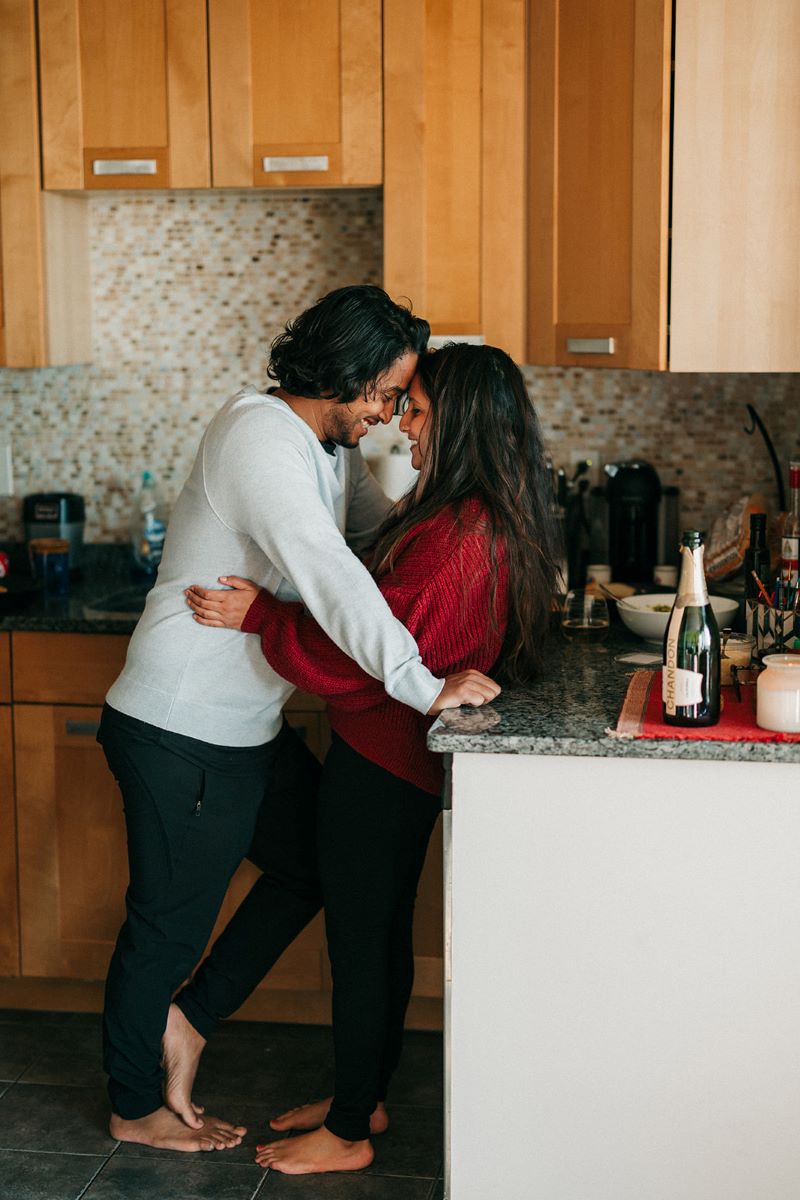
[617, 593, 740, 645]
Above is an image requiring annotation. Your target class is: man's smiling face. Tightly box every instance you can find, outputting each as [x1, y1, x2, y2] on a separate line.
[322, 349, 419, 449]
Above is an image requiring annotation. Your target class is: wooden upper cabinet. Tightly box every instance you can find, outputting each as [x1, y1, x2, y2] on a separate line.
[670, 0, 800, 372]
[0, 0, 90, 366]
[208, 0, 382, 189]
[528, 0, 671, 369]
[383, 0, 527, 357]
[38, 0, 210, 190]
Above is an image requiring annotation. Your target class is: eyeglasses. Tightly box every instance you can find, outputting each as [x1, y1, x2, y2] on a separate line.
[392, 392, 411, 417]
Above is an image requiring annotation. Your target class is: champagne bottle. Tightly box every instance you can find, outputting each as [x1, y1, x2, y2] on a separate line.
[662, 530, 720, 726]
[780, 460, 800, 589]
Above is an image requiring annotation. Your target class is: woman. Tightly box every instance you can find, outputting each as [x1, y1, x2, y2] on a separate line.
[185, 343, 559, 1174]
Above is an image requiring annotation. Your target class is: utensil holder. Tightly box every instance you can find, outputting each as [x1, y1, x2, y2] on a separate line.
[746, 601, 799, 655]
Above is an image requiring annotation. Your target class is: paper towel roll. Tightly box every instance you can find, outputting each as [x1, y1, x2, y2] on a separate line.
[368, 447, 418, 501]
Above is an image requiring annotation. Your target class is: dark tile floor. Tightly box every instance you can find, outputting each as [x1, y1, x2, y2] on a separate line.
[0, 1010, 444, 1200]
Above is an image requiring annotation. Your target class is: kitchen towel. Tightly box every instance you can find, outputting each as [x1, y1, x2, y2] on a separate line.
[614, 669, 800, 742]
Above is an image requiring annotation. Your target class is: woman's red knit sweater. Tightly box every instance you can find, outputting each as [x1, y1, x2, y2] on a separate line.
[241, 499, 508, 795]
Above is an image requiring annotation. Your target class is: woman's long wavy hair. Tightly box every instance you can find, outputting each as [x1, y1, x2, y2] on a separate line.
[371, 344, 559, 683]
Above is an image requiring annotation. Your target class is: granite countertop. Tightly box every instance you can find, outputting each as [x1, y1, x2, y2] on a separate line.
[428, 629, 800, 765]
[0, 544, 147, 634]
[4, 548, 798, 764]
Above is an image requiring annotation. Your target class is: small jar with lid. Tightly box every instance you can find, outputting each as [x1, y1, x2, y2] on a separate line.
[756, 655, 800, 733]
[720, 632, 755, 686]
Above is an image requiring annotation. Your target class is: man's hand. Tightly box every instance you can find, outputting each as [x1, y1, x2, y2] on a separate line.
[427, 670, 501, 715]
[184, 576, 259, 629]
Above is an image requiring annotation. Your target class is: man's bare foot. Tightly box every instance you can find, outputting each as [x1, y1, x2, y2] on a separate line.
[110, 1106, 246, 1153]
[269, 1098, 388, 1135]
[162, 1003, 207, 1128]
[256, 1126, 373, 1174]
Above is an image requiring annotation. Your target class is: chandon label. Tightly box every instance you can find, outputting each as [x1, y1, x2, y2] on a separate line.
[662, 666, 703, 709]
[664, 606, 703, 714]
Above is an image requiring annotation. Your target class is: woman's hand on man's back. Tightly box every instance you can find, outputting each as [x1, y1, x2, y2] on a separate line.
[184, 575, 260, 629]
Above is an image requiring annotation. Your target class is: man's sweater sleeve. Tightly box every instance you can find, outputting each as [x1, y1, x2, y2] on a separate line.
[241, 526, 499, 710]
[206, 406, 443, 716]
[242, 589, 386, 709]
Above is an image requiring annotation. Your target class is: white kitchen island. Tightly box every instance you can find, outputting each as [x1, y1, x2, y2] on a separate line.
[430, 639, 800, 1200]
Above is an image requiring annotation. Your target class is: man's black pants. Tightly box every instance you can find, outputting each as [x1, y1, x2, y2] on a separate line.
[98, 704, 322, 1120]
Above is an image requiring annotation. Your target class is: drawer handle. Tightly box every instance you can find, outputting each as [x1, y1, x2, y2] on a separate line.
[92, 159, 158, 176]
[65, 719, 101, 737]
[566, 337, 616, 354]
[261, 155, 329, 173]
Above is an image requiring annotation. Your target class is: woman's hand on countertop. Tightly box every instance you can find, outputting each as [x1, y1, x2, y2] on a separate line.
[428, 670, 501, 714]
[185, 576, 258, 629]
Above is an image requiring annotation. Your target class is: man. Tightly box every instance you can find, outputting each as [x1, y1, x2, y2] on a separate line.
[99, 285, 498, 1153]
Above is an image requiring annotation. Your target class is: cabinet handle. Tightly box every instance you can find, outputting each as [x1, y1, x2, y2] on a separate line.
[261, 155, 329, 173]
[92, 159, 158, 176]
[65, 719, 101, 737]
[565, 337, 616, 354]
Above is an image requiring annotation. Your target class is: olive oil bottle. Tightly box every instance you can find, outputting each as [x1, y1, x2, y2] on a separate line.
[662, 530, 720, 726]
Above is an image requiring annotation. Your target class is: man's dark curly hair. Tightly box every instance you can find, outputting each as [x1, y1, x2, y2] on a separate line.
[267, 285, 430, 404]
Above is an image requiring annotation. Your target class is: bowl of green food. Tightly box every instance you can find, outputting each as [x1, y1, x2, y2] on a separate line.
[617, 592, 739, 645]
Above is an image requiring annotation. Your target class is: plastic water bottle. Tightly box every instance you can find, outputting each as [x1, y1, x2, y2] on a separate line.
[131, 471, 167, 574]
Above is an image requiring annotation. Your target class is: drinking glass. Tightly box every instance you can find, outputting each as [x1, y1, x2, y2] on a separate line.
[561, 589, 610, 643]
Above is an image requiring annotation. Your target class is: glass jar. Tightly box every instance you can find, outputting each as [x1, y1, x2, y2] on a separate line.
[756, 655, 800, 733]
[720, 632, 755, 686]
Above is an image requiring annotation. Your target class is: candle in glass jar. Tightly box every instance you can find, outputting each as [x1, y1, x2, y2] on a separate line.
[756, 655, 800, 733]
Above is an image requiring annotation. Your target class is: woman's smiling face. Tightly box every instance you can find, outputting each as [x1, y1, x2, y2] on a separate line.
[398, 374, 431, 471]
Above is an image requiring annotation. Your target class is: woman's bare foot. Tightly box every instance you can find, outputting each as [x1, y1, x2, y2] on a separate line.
[256, 1125, 373, 1174]
[269, 1098, 388, 1135]
[161, 1003, 207, 1128]
[110, 1106, 246, 1153]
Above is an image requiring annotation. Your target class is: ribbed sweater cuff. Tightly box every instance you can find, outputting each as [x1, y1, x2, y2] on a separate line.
[241, 588, 272, 634]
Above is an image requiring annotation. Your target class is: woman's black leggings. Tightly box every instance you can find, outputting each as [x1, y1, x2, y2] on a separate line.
[320, 735, 441, 1143]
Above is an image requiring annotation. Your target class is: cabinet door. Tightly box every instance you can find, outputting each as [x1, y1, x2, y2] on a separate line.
[0, 0, 40, 366]
[15, 705, 127, 978]
[38, 0, 210, 189]
[209, 0, 381, 188]
[0, 706, 19, 976]
[0, 634, 10, 704]
[0, 0, 90, 366]
[383, 0, 527, 356]
[12, 632, 129, 704]
[528, 0, 671, 369]
[670, 0, 800, 371]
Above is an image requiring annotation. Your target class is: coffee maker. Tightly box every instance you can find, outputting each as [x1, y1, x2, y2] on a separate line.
[23, 492, 85, 572]
[604, 461, 661, 584]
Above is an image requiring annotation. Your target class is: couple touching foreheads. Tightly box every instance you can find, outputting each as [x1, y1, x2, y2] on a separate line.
[99, 285, 558, 1175]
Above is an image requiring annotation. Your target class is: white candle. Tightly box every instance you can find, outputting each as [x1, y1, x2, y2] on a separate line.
[756, 655, 800, 733]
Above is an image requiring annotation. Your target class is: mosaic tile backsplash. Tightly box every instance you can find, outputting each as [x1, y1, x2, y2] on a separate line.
[0, 189, 798, 544]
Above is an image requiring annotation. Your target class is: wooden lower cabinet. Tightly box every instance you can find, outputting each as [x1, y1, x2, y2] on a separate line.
[9, 654, 443, 1025]
[14, 704, 126, 978]
[0, 706, 19, 976]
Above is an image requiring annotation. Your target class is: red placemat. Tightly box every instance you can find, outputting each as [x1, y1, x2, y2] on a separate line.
[614, 670, 800, 742]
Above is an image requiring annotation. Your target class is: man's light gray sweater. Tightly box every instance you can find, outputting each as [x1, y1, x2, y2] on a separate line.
[106, 388, 442, 745]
